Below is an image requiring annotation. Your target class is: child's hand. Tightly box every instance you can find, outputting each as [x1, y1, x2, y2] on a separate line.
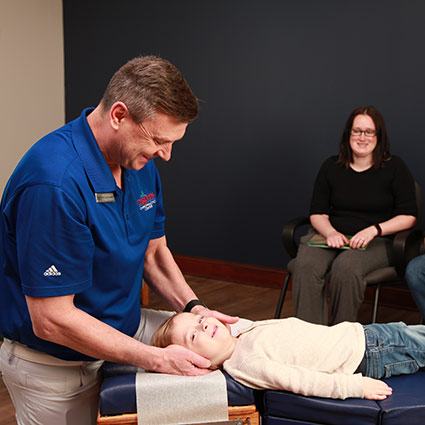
[362, 377, 393, 400]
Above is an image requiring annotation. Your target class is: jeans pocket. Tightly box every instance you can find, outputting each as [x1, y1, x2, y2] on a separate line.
[384, 360, 419, 378]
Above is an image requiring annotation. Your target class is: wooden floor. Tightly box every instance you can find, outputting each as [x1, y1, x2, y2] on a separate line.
[0, 275, 421, 425]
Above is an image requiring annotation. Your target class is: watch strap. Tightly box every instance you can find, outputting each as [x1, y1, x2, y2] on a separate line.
[183, 299, 207, 312]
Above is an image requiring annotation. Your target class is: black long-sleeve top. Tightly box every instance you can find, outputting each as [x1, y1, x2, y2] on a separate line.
[309, 155, 417, 235]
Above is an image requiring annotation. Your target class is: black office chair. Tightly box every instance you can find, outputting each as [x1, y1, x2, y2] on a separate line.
[275, 182, 423, 323]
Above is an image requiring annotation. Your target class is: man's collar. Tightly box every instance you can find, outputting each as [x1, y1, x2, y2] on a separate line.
[71, 107, 117, 195]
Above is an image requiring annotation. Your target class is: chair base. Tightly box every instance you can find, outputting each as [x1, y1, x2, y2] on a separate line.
[97, 404, 260, 425]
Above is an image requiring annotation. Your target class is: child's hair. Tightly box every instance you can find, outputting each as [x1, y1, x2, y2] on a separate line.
[151, 313, 180, 348]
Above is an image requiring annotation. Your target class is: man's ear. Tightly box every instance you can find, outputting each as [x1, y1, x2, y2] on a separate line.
[109, 102, 129, 130]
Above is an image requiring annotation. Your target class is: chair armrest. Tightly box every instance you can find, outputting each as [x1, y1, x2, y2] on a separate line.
[282, 216, 310, 258]
[392, 228, 424, 276]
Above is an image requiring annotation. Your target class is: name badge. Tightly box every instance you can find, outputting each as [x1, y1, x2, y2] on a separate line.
[95, 192, 115, 203]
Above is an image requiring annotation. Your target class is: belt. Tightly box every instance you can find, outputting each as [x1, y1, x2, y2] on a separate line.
[3, 339, 87, 367]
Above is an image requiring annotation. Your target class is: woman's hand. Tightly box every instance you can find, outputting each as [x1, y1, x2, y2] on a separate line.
[350, 226, 379, 249]
[310, 214, 348, 248]
[326, 231, 349, 248]
[362, 377, 392, 400]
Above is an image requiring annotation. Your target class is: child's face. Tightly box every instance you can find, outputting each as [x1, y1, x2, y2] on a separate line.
[170, 313, 236, 368]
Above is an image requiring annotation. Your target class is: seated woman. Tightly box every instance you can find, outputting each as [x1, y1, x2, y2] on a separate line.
[152, 312, 425, 401]
[291, 105, 417, 325]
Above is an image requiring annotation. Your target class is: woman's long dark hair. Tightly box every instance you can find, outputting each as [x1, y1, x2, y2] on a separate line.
[337, 105, 391, 169]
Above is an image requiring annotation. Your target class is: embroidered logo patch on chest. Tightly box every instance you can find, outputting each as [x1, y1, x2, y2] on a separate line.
[137, 190, 156, 212]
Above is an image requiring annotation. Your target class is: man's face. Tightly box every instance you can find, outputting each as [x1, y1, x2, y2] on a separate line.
[116, 112, 188, 170]
[170, 313, 236, 368]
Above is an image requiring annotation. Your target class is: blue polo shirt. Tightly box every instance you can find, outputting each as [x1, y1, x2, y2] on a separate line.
[0, 108, 165, 360]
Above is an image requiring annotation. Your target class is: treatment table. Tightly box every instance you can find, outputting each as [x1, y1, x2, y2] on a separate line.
[97, 310, 425, 424]
[98, 363, 425, 425]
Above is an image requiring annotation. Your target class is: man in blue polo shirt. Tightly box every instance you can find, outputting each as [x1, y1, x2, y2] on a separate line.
[0, 56, 237, 425]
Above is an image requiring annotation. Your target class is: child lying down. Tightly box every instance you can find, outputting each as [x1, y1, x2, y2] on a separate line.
[152, 313, 425, 400]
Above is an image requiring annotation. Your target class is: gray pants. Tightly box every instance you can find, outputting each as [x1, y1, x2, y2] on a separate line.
[290, 229, 392, 325]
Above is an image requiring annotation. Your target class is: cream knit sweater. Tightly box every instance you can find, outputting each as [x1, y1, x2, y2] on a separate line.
[223, 317, 365, 399]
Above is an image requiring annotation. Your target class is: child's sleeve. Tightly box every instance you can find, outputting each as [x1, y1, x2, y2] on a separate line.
[225, 355, 364, 400]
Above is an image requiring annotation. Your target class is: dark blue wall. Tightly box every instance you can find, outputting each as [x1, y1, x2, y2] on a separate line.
[63, 0, 425, 269]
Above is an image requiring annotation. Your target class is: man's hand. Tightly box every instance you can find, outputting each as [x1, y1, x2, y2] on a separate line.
[158, 344, 212, 376]
[362, 377, 393, 400]
[191, 305, 239, 329]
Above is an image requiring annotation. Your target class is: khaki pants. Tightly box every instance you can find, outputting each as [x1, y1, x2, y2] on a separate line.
[0, 341, 103, 425]
[0, 309, 174, 425]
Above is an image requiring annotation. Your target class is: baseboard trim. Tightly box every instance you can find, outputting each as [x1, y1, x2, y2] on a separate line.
[174, 254, 286, 289]
[174, 254, 418, 311]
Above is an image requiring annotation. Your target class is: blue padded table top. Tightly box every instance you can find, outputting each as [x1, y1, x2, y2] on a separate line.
[263, 389, 380, 425]
[378, 371, 425, 425]
[99, 362, 257, 416]
[262, 370, 425, 425]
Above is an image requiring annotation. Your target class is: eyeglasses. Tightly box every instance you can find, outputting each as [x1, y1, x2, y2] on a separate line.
[351, 128, 377, 137]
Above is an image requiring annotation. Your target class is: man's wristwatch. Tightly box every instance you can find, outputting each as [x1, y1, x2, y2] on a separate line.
[183, 299, 207, 312]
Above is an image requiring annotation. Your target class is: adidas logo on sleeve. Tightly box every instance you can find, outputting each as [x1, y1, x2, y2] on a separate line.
[43, 265, 62, 277]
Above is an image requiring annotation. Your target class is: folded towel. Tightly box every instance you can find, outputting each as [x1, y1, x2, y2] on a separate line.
[136, 369, 228, 425]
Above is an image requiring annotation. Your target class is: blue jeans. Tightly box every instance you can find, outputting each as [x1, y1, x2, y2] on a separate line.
[405, 255, 425, 319]
[362, 322, 425, 379]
